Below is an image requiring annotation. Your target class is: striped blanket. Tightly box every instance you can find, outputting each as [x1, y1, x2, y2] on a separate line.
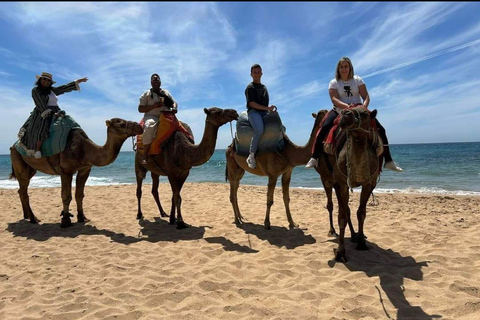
[14, 115, 81, 157]
[234, 111, 286, 156]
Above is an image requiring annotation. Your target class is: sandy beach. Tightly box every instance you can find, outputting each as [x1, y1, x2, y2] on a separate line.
[0, 182, 479, 320]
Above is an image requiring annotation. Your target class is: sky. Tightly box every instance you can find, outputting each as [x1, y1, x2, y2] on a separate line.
[1, 2, 479, 155]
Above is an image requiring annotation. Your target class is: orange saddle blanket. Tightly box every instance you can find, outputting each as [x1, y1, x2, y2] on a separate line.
[136, 112, 193, 155]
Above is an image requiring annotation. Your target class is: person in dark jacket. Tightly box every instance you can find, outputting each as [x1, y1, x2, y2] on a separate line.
[18, 72, 88, 159]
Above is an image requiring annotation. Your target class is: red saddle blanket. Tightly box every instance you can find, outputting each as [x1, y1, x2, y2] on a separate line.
[313, 105, 378, 154]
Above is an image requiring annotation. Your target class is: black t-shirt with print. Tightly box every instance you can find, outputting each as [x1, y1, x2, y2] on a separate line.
[245, 82, 269, 111]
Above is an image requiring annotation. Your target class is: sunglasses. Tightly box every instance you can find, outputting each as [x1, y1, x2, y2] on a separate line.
[41, 78, 52, 82]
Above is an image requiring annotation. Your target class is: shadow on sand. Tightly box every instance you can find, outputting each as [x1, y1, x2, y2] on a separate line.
[6, 217, 205, 245]
[328, 238, 442, 320]
[239, 222, 316, 249]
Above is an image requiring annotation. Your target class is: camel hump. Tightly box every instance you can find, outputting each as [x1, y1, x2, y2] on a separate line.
[234, 111, 286, 157]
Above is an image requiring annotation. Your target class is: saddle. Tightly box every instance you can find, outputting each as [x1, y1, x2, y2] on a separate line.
[321, 107, 382, 157]
[14, 114, 81, 157]
[136, 112, 194, 155]
[234, 111, 286, 157]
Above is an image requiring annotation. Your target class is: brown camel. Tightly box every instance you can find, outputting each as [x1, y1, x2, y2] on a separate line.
[225, 110, 328, 230]
[311, 110, 358, 241]
[328, 106, 382, 263]
[135, 107, 239, 229]
[10, 118, 143, 228]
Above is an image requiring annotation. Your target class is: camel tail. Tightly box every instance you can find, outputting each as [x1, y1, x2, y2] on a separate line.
[9, 165, 16, 180]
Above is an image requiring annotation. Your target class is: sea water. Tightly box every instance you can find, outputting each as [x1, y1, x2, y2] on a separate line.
[1, 142, 479, 195]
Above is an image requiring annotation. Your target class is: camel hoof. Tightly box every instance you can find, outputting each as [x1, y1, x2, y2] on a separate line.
[136, 212, 143, 220]
[350, 232, 358, 243]
[77, 214, 89, 223]
[29, 218, 39, 224]
[160, 212, 169, 218]
[334, 248, 347, 263]
[176, 221, 187, 229]
[328, 230, 338, 238]
[60, 220, 73, 228]
[289, 223, 299, 230]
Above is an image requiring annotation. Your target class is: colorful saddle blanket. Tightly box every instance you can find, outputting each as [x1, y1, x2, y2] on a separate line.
[136, 112, 194, 155]
[234, 111, 286, 157]
[14, 115, 81, 157]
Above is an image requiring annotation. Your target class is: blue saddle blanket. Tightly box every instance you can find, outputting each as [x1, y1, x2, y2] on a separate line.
[235, 111, 286, 157]
[14, 115, 82, 157]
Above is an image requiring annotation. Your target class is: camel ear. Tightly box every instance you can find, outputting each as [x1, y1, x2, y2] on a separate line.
[370, 109, 377, 119]
[204, 108, 210, 115]
[106, 120, 111, 127]
[312, 112, 317, 119]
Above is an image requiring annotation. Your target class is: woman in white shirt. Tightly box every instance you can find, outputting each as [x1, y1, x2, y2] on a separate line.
[306, 57, 402, 172]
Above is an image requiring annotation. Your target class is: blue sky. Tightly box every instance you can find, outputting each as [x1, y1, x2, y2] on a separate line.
[1, 2, 479, 155]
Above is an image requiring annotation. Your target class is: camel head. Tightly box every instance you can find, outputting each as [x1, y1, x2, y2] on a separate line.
[106, 118, 143, 137]
[311, 109, 329, 131]
[204, 107, 239, 126]
[339, 107, 377, 134]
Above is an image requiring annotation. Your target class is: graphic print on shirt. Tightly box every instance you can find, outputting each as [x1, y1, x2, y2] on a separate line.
[344, 86, 352, 97]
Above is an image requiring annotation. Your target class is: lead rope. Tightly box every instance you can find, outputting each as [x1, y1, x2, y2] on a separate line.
[132, 136, 137, 151]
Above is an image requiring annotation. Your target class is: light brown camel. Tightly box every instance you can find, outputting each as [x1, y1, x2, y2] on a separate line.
[225, 110, 328, 230]
[328, 106, 382, 263]
[10, 118, 143, 228]
[135, 107, 239, 229]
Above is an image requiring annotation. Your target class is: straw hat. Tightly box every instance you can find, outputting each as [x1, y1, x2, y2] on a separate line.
[35, 72, 56, 84]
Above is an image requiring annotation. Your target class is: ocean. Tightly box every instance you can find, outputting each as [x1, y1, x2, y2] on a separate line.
[1, 142, 479, 195]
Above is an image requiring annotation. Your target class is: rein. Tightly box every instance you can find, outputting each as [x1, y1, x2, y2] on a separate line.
[336, 108, 379, 192]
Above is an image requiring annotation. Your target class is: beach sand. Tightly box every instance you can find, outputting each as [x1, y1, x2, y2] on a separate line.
[0, 183, 479, 320]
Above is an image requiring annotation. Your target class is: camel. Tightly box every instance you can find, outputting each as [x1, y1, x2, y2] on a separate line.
[311, 110, 358, 241]
[135, 107, 239, 229]
[10, 118, 143, 228]
[225, 110, 328, 230]
[327, 106, 382, 262]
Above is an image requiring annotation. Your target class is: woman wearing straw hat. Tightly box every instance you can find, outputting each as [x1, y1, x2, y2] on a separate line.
[17, 72, 88, 159]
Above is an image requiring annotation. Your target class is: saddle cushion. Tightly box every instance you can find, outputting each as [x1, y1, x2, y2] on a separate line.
[136, 113, 194, 155]
[234, 111, 286, 157]
[14, 115, 81, 157]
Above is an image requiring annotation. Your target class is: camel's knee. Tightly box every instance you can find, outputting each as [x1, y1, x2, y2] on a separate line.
[267, 200, 274, 207]
[62, 195, 73, 205]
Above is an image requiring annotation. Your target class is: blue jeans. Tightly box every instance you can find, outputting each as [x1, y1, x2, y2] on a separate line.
[248, 109, 268, 154]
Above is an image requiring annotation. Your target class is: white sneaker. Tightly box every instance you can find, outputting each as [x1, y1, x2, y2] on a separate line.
[384, 161, 403, 172]
[34, 151, 42, 159]
[305, 158, 318, 168]
[246, 153, 256, 169]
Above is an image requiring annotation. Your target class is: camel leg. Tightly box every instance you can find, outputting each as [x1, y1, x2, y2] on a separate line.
[168, 174, 188, 229]
[322, 180, 336, 238]
[347, 206, 358, 243]
[264, 176, 278, 230]
[355, 184, 375, 251]
[333, 182, 350, 263]
[10, 149, 39, 223]
[151, 172, 168, 218]
[135, 159, 147, 220]
[281, 170, 298, 229]
[60, 173, 74, 228]
[75, 168, 91, 223]
[226, 153, 245, 225]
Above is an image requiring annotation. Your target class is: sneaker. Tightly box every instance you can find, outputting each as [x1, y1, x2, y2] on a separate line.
[34, 151, 42, 159]
[246, 153, 256, 169]
[305, 158, 318, 168]
[384, 161, 403, 172]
